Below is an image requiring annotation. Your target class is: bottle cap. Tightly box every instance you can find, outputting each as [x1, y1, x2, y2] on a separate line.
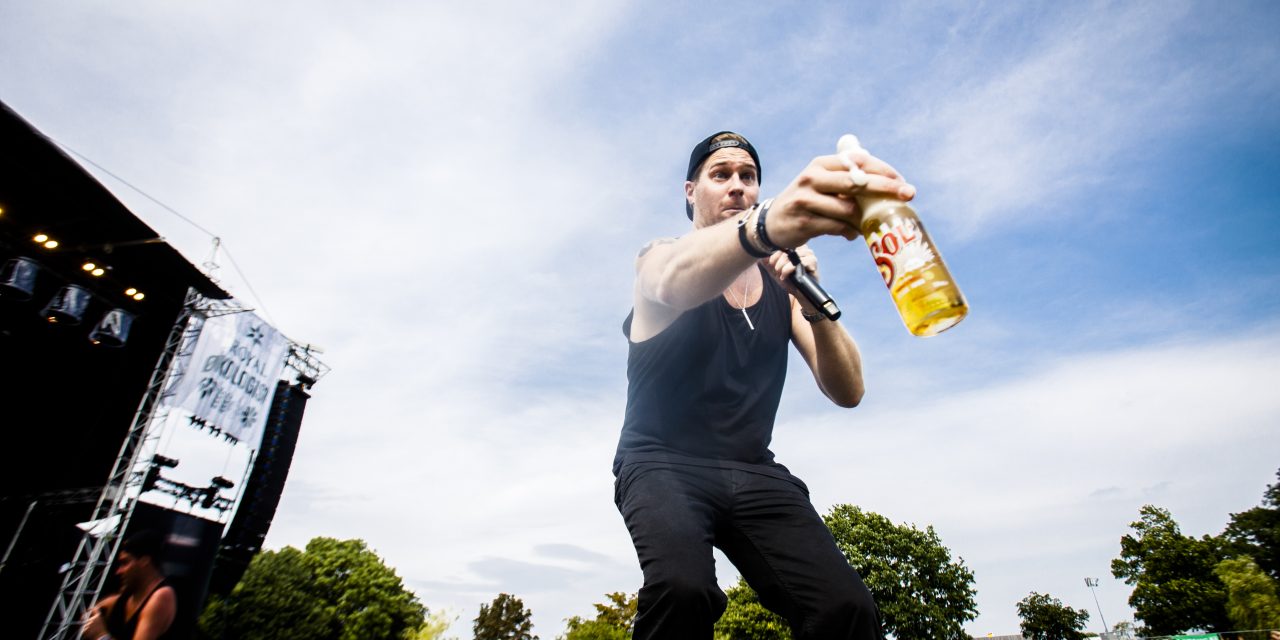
[837, 134, 868, 187]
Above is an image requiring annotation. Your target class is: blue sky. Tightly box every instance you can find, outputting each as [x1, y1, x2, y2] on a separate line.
[4, 1, 1279, 636]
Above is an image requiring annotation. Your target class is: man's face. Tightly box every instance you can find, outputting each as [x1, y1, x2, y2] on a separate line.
[114, 551, 147, 589]
[686, 147, 759, 228]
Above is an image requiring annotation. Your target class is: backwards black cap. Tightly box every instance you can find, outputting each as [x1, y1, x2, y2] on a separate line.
[685, 131, 762, 219]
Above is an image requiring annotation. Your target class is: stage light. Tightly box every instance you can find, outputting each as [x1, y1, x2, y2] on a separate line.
[34, 234, 48, 243]
[152, 454, 179, 468]
[33, 234, 58, 249]
[79, 262, 106, 277]
[40, 285, 91, 324]
[0, 257, 39, 301]
[132, 292, 144, 301]
[89, 308, 134, 347]
[125, 287, 137, 296]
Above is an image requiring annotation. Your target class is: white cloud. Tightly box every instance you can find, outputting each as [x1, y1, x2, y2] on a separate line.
[891, 1, 1280, 236]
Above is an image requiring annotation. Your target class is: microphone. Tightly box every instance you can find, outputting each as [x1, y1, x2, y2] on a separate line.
[786, 250, 841, 321]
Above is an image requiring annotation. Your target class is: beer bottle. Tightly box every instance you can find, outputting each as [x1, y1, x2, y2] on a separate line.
[839, 134, 968, 337]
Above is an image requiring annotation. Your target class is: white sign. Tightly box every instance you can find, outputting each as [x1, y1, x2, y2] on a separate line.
[163, 311, 289, 445]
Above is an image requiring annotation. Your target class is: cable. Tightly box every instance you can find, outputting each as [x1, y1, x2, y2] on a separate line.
[53, 140, 276, 323]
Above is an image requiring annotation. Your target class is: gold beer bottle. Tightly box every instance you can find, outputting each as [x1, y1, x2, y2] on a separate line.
[838, 135, 968, 337]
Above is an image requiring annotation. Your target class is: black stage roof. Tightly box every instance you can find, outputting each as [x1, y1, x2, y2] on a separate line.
[1, 100, 228, 303]
[0, 98, 233, 637]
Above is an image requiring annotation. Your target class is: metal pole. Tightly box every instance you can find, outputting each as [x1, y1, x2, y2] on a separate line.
[0, 499, 39, 579]
[1085, 578, 1110, 638]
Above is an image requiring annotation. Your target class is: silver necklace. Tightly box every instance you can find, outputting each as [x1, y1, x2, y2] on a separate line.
[726, 282, 755, 331]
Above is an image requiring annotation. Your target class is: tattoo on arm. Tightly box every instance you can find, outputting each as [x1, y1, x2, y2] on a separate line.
[637, 237, 675, 259]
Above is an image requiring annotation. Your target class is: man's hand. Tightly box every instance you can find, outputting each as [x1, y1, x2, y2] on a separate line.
[82, 606, 108, 639]
[765, 245, 820, 313]
[764, 147, 914, 248]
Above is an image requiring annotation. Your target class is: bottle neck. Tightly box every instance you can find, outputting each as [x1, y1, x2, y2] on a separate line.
[856, 194, 916, 231]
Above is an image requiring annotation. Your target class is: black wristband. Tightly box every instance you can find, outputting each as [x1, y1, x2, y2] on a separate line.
[737, 211, 771, 258]
[754, 198, 785, 253]
[801, 308, 827, 323]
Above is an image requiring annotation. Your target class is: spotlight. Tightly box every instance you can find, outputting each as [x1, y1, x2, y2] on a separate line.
[0, 257, 39, 301]
[40, 285, 91, 324]
[34, 234, 48, 243]
[92, 268, 105, 276]
[125, 288, 137, 296]
[152, 454, 179, 468]
[132, 292, 144, 301]
[82, 262, 96, 271]
[33, 234, 59, 249]
[89, 308, 134, 347]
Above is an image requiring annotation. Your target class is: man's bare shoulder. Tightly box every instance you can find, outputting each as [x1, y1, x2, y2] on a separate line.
[637, 237, 676, 260]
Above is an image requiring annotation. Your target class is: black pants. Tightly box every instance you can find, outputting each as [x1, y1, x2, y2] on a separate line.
[615, 461, 883, 640]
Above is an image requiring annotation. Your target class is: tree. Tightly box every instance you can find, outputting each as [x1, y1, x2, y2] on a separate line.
[474, 593, 537, 640]
[1110, 505, 1229, 635]
[1016, 592, 1090, 640]
[409, 609, 460, 640]
[198, 537, 426, 640]
[1214, 556, 1280, 631]
[559, 592, 635, 640]
[712, 577, 792, 640]
[823, 505, 977, 639]
[1110, 620, 1137, 639]
[1224, 468, 1280, 581]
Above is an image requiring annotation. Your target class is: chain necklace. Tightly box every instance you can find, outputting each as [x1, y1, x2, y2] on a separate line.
[726, 281, 755, 331]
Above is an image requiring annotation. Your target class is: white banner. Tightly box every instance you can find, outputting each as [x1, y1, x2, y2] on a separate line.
[163, 311, 289, 445]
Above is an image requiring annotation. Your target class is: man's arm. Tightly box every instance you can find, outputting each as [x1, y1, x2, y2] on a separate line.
[81, 595, 118, 639]
[766, 248, 864, 407]
[630, 220, 761, 341]
[132, 585, 176, 640]
[631, 150, 912, 342]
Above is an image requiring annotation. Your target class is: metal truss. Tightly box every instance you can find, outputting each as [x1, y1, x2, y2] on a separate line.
[37, 288, 232, 640]
[286, 341, 330, 387]
[39, 289, 325, 639]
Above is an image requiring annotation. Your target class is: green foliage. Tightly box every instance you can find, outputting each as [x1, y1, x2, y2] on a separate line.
[408, 609, 459, 640]
[474, 593, 537, 640]
[712, 577, 792, 640]
[197, 537, 426, 640]
[1214, 556, 1280, 631]
[559, 618, 628, 640]
[1016, 592, 1090, 640]
[823, 504, 977, 640]
[1110, 505, 1229, 635]
[559, 592, 635, 640]
[1223, 468, 1280, 581]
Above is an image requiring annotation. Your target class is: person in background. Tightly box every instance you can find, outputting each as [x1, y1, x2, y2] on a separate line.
[81, 530, 176, 640]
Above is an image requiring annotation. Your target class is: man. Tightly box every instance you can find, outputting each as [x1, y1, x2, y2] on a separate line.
[81, 530, 177, 640]
[614, 131, 915, 639]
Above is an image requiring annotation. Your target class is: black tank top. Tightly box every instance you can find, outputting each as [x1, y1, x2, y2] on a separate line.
[106, 579, 173, 640]
[616, 264, 791, 476]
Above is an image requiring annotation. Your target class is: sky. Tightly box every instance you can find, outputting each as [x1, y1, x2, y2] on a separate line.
[3, 1, 1280, 637]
